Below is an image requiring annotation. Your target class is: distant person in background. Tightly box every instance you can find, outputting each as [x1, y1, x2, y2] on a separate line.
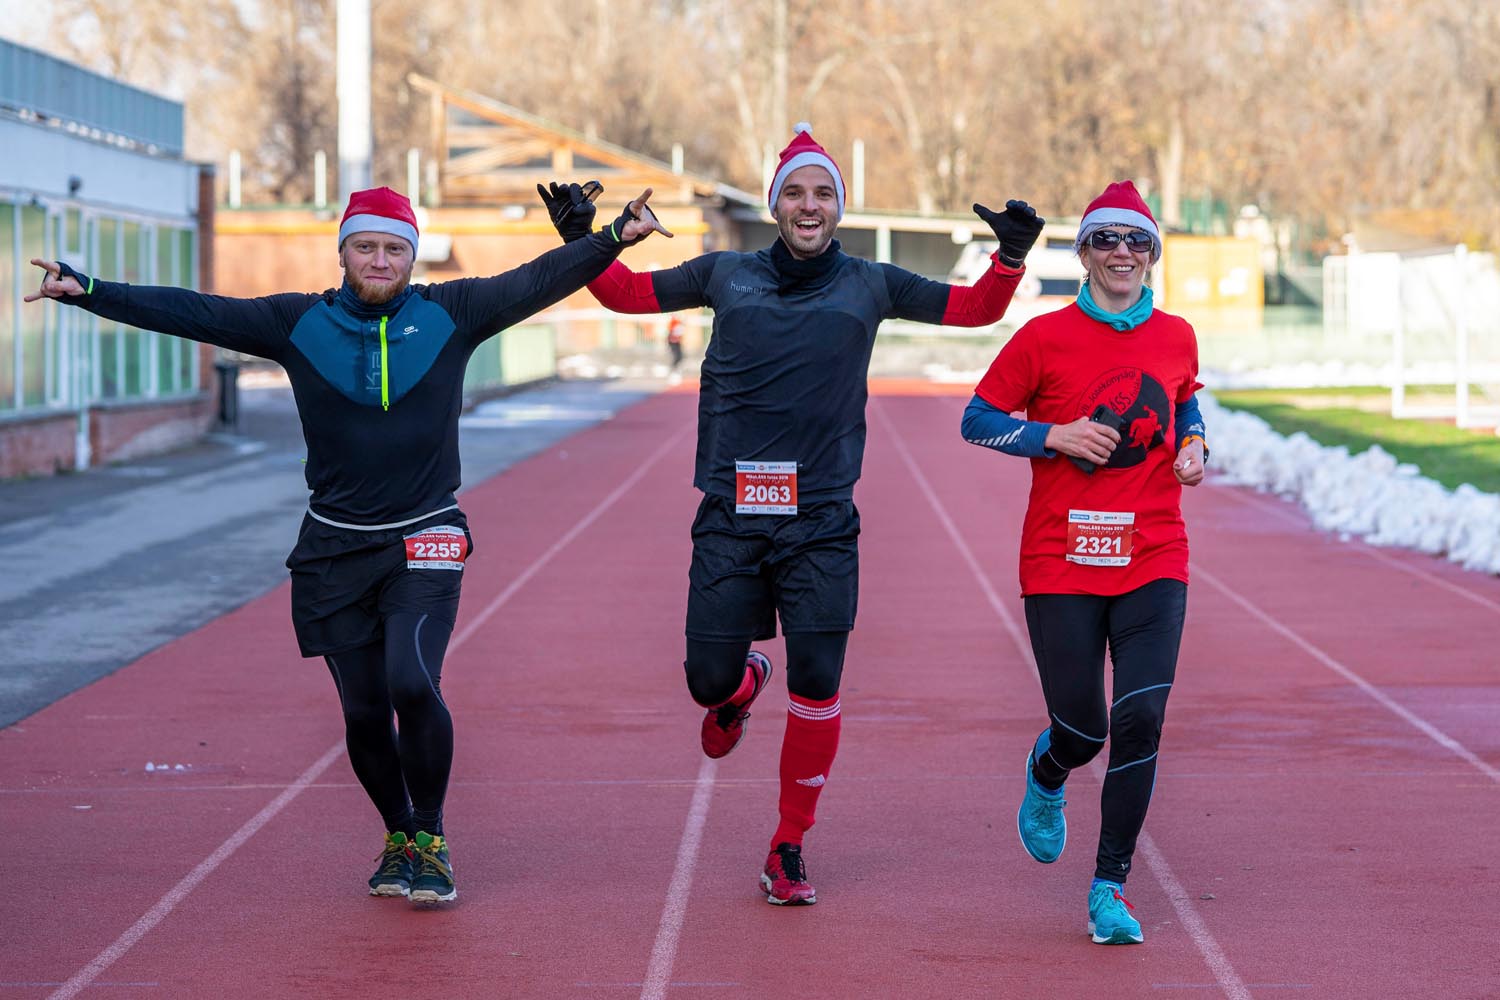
[542, 124, 1043, 906]
[28, 184, 661, 908]
[665, 314, 686, 380]
[960, 180, 1207, 945]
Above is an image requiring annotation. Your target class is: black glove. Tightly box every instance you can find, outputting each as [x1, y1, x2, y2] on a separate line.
[973, 199, 1045, 268]
[537, 180, 600, 242]
[600, 200, 658, 248]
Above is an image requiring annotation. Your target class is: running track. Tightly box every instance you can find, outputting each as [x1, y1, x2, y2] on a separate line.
[4, 384, 1498, 999]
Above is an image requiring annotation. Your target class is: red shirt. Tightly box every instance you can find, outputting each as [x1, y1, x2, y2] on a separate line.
[974, 303, 1202, 597]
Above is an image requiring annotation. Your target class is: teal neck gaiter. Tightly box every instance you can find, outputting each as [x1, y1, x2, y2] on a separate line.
[1077, 281, 1154, 331]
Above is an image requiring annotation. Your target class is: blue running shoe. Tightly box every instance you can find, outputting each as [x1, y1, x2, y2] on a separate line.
[368, 831, 414, 897]
[1017, 729, 1066, 863]
[409, 831, 456, 905]
[1088, 880, 1143, 944]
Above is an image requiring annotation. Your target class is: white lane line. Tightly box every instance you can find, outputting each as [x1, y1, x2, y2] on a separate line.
[1195, 564, 1500, 784]
[453, 426, 692, 648]
[51, 422, 693, 1000]
[46, 743, 346, 1000]
[639, 756, 719, 1000]
[873, 400, 1253, 1000]
[1206, 483, 1500, 616]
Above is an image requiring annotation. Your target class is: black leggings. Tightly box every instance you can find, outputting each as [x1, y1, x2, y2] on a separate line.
[1023, 578, 1187, 884]
[326, 610, 454, 837]
[685, 632, 849, 705]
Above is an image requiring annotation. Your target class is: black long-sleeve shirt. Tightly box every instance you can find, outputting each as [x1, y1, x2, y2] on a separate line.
[58, 233, 623, 526]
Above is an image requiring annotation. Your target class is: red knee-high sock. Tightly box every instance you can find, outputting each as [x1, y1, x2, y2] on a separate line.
[772, 693, 841, 848]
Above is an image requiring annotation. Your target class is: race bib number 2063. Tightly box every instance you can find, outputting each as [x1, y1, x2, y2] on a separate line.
[735, 460, 798, 515]
[404, 525, 469, 570]
[1065, 510, 1135, 567]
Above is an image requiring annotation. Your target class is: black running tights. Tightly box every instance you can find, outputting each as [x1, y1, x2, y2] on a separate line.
[325, 610, 454, 837]
[685, 632, 849, 705]
[1023, 578, 1187, 884]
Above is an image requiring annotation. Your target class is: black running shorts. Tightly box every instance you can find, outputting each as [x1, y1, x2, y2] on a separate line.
[685, 494, 860, 642]
[285, 510, 473, 657]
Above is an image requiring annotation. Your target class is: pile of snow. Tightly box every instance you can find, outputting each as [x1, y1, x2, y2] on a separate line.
[1201, 393, 1500, 575]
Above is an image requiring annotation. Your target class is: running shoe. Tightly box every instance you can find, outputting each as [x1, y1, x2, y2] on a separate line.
[700, 651, 773, 759]
[409, 831, 457, 904]
[1088, 880, 1143, 944]
[368, 831, 415, 897]
[1017, 728, 1067, 863]
[761, 842, 817, 906]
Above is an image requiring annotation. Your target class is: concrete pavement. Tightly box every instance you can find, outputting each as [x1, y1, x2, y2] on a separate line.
[0, 375, 663, 727]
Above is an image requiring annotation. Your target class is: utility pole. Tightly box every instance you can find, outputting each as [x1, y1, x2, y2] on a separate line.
[336, 0, 372, 202]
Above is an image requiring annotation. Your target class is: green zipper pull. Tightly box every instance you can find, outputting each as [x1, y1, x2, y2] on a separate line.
[379, 315, 390, 411]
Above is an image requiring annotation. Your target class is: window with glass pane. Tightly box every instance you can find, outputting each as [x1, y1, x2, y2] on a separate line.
[122, 221, 143, 397]
[98, 217, 119, 397]
[176, 229, 197, 390]
[19, 203, 47, 407]
[154, 226, 177, 393]
[0, 200, 15, 410]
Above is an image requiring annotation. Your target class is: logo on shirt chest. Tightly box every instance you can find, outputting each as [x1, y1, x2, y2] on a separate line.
[1078, 368, 1169, 469]
[729, 281, 767, 295]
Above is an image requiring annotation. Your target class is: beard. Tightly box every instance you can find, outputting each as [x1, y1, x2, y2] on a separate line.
[347, 269, 411, 305]
[776, 211, 836, 260]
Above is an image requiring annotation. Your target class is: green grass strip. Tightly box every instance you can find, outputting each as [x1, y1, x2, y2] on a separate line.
[1213, 388, 1500, 495]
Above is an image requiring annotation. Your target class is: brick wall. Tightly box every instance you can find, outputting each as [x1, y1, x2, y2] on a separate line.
[0, 412, 77, 478]
[0, 393, 216, 479]
[89, 395, 216, 464]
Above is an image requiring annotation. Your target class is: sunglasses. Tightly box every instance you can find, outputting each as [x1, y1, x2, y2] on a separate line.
[1088, 229, 1155, 253]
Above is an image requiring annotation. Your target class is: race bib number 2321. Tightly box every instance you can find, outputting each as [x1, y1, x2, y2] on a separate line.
[1065, 509, 1135, 567]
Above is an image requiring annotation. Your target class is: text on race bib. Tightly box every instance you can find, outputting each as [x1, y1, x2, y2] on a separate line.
[735, 460, 798, 515]
[1065, 509, 1135, 567]
[404, 525, 469, 571]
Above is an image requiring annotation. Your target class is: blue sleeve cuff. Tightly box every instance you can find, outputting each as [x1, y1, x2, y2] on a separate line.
[1174, 394, 1208, 453]
[961, 394, 1053, 458]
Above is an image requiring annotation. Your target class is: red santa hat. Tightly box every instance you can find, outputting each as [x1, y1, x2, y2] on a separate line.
[768, 122, 845, 220]
[1074, 180, 1160, 262]
[338, 186, 419, 254]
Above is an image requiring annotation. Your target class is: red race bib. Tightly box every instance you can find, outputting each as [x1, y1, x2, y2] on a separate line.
[735, 460, 798, 515]
[404, 525, 469, 570]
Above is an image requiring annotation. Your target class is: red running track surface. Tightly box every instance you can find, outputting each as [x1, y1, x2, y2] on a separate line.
[4, 385, 1498, 999]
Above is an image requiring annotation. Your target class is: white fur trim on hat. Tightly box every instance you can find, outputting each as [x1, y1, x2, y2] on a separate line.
[770, 151, 846, 217]
[338, 214, 419, 254]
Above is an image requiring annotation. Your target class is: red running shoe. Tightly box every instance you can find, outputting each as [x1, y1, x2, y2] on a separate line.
[700, 651, 773, 759]
[761, 842, 816, 905]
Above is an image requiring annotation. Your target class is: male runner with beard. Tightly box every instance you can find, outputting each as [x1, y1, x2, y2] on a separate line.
[541, 125, 1043, 905]
[28, 184, 660, 906]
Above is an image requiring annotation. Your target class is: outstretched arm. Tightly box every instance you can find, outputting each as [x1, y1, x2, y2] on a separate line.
[441, 188, 668, 341]
[884, 199, 1045, 327]
[27, 258, 308, 360]
[537, 182, 698, 315]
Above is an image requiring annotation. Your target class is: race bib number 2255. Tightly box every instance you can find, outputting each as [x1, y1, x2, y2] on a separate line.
[404, 525, 469, 570]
